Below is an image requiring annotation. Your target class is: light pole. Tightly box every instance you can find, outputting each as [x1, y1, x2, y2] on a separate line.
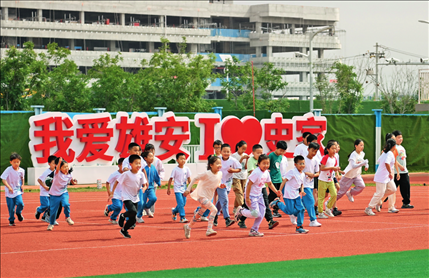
[309, 26, 333, 112]
[418, 19, 429, 24]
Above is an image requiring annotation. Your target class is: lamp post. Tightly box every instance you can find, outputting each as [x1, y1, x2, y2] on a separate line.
[309, 26, 333, 112]
[418, 19, 429, 24]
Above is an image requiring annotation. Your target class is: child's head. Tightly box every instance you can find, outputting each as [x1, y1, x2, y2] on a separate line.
[336, 143, 341, 153]
[383, 138, 397, 153]
[118, 157, 125, 172]
[354, 139, 364, 153]
[128, 143, 140, 155]
[48, 155, 57, 169]
[294, 155, 305, 172]
[144, 143, 155, 154]
[207, 155, 222, 172]
[142, 151, 154, 164]
[221, 143, 231, 159]
[213, 140, 222, 155]
[306, 134, 318, 144]
[252, 144, 264, 160]
[176, 152, 187, 166]
[9, 152, 22, 170]
[257, 154, 270, 171]
[307, 142, 320, 159]
[385, 133, 395, 142]
[302, 132, 312, 145]
[392, 130, 403, 145]
[275, 141, 287, 156]
[129, 154, 142, 172]
[324, 141, 337, 156]
[235, 140, 247, 154]
[55, 157, 70, 174]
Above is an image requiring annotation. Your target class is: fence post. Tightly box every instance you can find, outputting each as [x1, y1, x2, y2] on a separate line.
[30, 105, 44, 115]
[154, 107, 167, 117]
[372, 109, 382, 171]
[93, 108, 106, 113]
[312, 109, 322, 116]
[212, 106, 223, 120]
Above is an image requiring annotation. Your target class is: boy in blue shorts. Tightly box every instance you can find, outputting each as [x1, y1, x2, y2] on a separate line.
[104, 158, 125, 224]
[35, 155, 57, 222]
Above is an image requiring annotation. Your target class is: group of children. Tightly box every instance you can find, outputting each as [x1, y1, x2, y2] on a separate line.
[1, 129, 414, 239]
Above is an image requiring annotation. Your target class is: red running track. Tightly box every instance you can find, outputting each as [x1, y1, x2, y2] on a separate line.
[1, 187, 428, 278]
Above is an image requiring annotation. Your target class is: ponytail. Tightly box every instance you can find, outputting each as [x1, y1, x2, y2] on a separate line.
[383, 139, 396, 153]
[348, 139, 363, 158]
[207, 155, 221, 170]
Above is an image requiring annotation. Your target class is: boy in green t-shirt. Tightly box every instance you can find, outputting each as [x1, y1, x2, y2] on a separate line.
[268, 141, 287, 217]
[235, 144, 279, 230]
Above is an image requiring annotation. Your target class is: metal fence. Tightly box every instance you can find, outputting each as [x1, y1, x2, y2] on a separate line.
[183, 144, 201, 163]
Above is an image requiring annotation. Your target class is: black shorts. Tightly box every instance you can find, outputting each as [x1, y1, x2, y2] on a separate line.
[314, 177, 319, 190]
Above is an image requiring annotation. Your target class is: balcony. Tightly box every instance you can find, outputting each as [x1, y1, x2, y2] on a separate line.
[249, 32, 341, 49]
[251, 56, 336, 73]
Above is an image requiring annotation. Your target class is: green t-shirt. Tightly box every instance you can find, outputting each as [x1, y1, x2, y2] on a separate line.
[269, 152, 283, 184]
[247, 157, 258, 173]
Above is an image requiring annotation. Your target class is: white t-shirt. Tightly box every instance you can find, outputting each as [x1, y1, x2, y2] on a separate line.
[395, 145, 408, 174]
[1, 166, 25, 198]
[170, 166, 192, 194]
[283, 168, 305, 199]
[303, 156, 319, 188]
[319, 155, 338, 182]
[232, 152, 248, 180]
[122, 155, 147, 172]
[245, 167, 271, 197]
[280, 156, 288, 179]
[344, 151, 366, 179]
[38, 168, 53, 197]
[154, 156, 166, 180]
[107, 171, 122, 200]
[293, 143, 308, 157]
[374, 151, 395, 184]
[118, 170, 147, 203]
[189, 170, 222, 201]
[220, 156, 242, 190]
[49, 171, 73, 196]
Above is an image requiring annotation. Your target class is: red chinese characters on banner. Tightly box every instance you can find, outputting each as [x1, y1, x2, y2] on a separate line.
[295, 115, 327, 156]
[262, 115, 294, 156]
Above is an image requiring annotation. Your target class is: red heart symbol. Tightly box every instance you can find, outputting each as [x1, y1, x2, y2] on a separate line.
[221, 117, 262, 154]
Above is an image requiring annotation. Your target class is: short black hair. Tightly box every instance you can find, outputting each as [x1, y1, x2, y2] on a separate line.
[308, 142, 320, 150]
[118, 158, 125, 165]
[141, 151, 152, 159]
[303, 132, 312, 139]
[221, 143, 230, 150]
[176, 152, 186, 160]
[10, 152, 22, 161]
[128, 142, 140, 150]
[392, 130, 402, 137]
[294, 155, 305, 164]
[306, 134, 318, 143]
[213, 140, 222, 147]
[276, 141, 287, 150]
[129, 154, 141, 164]
[144, 143, 155, 151]
[48, 155, 57, 163]
[257, 154, 270, 165]
[252, 144, 263, 151]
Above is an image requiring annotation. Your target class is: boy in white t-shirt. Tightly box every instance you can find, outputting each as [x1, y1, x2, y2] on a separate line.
[303, 143, 322, 227]
[392, 130, 413, 209]
[117, 155, 148, 238]
[168, 153, 192, 223]
[35, 155, 57, 223]
[1, 153, 25, 226]
[104, 158, 124, 224]
[293, 132, 312, 157]
[144, 143, 165, 216]
[270, 155, 309, 234]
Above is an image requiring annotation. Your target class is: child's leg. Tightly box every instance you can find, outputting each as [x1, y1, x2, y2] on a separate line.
[6, 197, 16, 222]
[15, 195, 24, 217]
[385, 181, 397, 208]
[337, 177, 353, 200]
[136, 188, 144, 218]
[252, 196, 265, 231]
[60, 193, 71, 218]
[398, 173, 411, 205]
[123, 201, 137, 231]
[318, 181, 329, 213]
[49, 196, 61, 225]
[150, 186, 157, 214]
[200, 198, 218, 230]
[232, 178, 243, 209]
[326, 182, 337, 210]
[173, 193, 186, 219]
[241, 196, 265, 231]
[294, 198, 306, 227]
[302, 188, 317, 221]
[368, 182, 388, 208]
[350, 176, 366, 196]
[110, 199, 123, 220]
[38, 196, 50, 214]
[216, 187, 230, 219]
[143, 188, 157, 209]
[261, 187, 274, 222]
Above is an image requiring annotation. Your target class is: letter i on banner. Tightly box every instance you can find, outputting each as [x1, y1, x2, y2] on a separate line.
[194, 113, 221, 162]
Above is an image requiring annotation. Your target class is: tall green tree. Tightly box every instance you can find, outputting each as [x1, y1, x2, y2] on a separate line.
[315, 73, 336, 114]
[332, 62, 363, 114]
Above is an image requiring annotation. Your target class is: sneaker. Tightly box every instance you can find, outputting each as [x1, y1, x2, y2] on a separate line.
[324, 199, 329, 209]
[234, 206, 243, 223]
[388, 208, 399, 213]
[309, 220, 322, 227]
[145, 208, 154, 218]
[109, 219, 118, 224]
[296, 227, 309, 234]
[66, 217, 74, 225]
[289, 215, 297, 225]
[318, 212, 329, 219]
[365, 207, 376, 216]
[35, 209, 41, 220]
[180, 218, 189, 223]
[238, 220, 247, 229]
[214, 215, 218, 227]
[325, 209, 335, 217]
[54, 221, 59, 226]
[118, 213, 125, 228]
[130, 224, 136, 230]
[104, 205, 110, 217]
[136, 217, 145, 224]
[142, 210, 147, 216]
[200, 216, 209, 222]
[17, 213, 24, 222]
[206, 229, 217, 237]
[232, 207, 237, 215]
[9, 221, 15, 226]
[171, 208, 177, 221]
[333, 208, 342, 216]
[225, 217, 235, 227]
[269, 198, 280, 210]
[249, 229, 264, 237]
[401, 204, 414, 209]
[346, 191, 354, 202]
[44, 217, 50, 223]
[268, 220, 279, 229]
[375, 204, 381, 212]
[183, 224, 191, 239]
[47, 224, 54, 231]
[272, 212, 282, 218]
[120, 229, 131, 239]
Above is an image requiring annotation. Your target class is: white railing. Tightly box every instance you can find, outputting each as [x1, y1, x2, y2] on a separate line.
[183, 144, 201, 163]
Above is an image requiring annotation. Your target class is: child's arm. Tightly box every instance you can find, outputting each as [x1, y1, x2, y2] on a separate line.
[110, 181, 118, 200]
[142, 168, 149, 187]
[55, 157, 62, 175]
[320, 164, 339, 171]
[167, 177, 173, 195]
[299, 184, 306, 197]
[70, 178, 78, 185]
[106, 182, 111, 197]
[279, 178, 288, 193]
[245, 180, 253, 208]
[394, 160, 401, 180]
[37, 178, 50, 191]
[385, 163, 393, 180]
[2, 179, 13, 192]
[304, 172, 314, 178]
[267, 181, 282, 197]
[227, 167, 241, 173]
[184, 177, 199, 196]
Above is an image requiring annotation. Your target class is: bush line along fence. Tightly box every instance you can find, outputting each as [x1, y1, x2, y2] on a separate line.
[1, 108, 428, 183]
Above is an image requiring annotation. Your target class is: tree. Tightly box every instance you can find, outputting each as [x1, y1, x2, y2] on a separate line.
[315, 73, 336, 114]
[332, 62, 364, 114]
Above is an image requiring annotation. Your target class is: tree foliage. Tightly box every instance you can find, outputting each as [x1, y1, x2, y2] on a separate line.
[315, 73, 336, 114]
[332, 62, 364, 114]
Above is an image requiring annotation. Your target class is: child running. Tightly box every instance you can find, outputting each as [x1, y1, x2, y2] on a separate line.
[365, 139, 398, 216]
[1, 153, 25, 226]
[268, 141, 288, 218]
[138, 151, 161, 220]
[183, 155, 225, 238]
[167, 153, 192, 223]
[35, 155, 57, 223]
[269, 155, 310, 234]
[118, 155, 147, 238]
[144, 144, 165, 216]
[231, 140, 249, 214]
[293, 132, 312, 157]
[104, 158, 125, 224]
[235, 154, 282, 237]
[48, 157, 77, 231]
[302, 143, 322, 227]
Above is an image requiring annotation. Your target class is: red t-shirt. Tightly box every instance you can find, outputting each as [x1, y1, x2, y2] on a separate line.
[319, 155, 338, 182]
